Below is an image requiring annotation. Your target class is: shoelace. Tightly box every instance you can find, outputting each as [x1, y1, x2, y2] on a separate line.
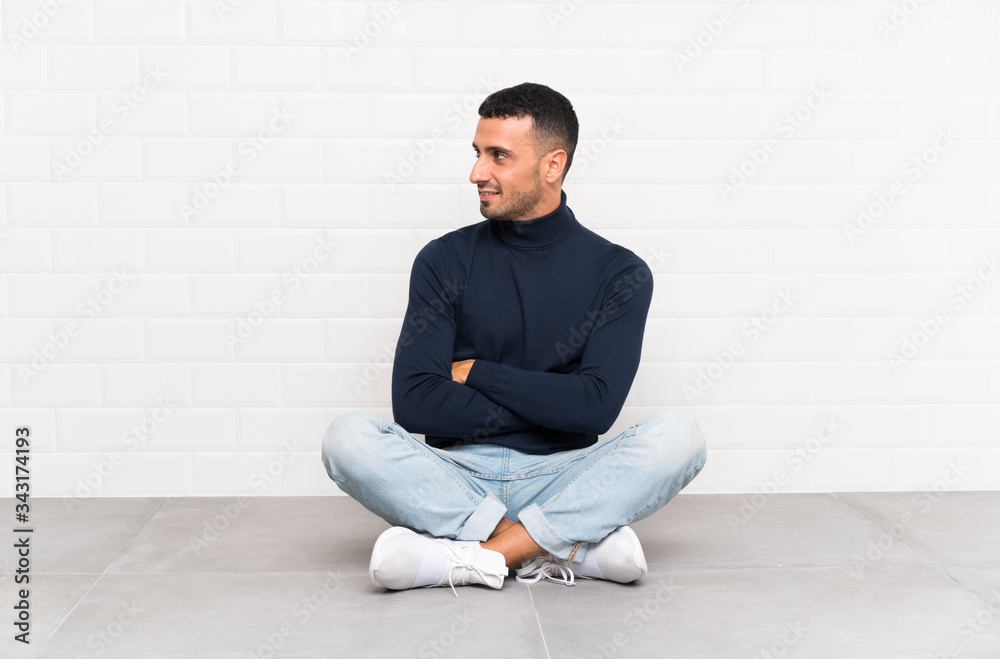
[514, 555, 577, 586]
[432, 540, 495, 598]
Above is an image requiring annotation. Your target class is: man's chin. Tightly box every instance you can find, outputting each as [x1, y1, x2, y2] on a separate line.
[479, 203, 505, 220]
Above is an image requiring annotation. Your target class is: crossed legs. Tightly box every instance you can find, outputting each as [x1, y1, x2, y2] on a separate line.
[483, 517, 545, 567]
[322, 410, 708, 590]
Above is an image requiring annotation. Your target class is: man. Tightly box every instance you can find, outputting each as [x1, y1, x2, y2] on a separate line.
[322, 82, 707, 595]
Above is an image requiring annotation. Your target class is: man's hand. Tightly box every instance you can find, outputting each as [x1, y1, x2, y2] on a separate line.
[451, 359, 476, 385]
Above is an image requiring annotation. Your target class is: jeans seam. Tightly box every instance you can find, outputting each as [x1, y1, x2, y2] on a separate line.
[566, 541, 582, 561]
[536, 427, 634, 514]
[503, 448, 511, 508]
[448, 469, 505, 480]
[503, 468, 563, 479]
[387, 422, 485, 508]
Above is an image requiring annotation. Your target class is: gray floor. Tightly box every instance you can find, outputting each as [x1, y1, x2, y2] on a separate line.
[2, 493, 999, 659]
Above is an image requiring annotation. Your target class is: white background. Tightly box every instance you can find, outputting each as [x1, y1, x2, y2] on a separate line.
[0, 0, 998, 497]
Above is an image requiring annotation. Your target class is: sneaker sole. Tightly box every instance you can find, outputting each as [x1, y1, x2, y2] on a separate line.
[369, 526, 418, 589]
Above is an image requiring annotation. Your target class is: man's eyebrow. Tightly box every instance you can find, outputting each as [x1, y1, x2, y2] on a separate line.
[472, 143, 513, 155]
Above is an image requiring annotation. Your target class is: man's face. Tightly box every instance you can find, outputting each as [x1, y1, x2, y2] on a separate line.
[469, 116, 548, 222]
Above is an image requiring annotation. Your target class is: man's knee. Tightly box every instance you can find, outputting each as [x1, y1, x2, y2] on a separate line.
[638, 410, 707, 473]
[321, 410, 382, 476]
[671, 410, 707, 463]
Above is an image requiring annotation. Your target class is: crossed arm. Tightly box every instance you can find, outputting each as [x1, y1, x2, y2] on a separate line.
[391, 239, 653, 439]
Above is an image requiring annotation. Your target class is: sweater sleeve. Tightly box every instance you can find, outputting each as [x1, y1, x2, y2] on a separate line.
[391, 238, 539, 438]
[463, 254, 653, 435]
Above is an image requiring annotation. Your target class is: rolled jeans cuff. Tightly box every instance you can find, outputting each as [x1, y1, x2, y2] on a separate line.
[456, 492, 507, 542]
[517, 503, 583, 563]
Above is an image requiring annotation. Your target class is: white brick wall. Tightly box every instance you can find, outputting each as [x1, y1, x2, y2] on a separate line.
[1, 1, 998, 498]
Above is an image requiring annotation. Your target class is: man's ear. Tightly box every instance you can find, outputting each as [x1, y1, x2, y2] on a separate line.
[542, 149, 567, 184]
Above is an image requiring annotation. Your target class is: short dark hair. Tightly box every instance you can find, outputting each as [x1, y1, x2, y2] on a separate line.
[478, 82, 579, 181]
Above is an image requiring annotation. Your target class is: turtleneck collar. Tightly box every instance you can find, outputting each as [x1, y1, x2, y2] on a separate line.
[489, 189, 578, 249]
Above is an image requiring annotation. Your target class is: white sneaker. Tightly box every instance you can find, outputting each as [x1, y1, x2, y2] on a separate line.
[515, 526, 647, 586]
[369, 527, 507, 597]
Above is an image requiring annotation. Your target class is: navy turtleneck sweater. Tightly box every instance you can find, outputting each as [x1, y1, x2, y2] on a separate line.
[391, 189, 653, 455]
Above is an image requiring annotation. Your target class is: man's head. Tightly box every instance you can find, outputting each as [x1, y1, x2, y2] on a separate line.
[470, 82, 579, 222]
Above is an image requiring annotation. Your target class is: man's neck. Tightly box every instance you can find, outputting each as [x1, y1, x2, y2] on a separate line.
[513, 188, 563, 222]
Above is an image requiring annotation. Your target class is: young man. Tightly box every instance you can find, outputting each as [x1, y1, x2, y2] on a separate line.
[322, 82, 707, 595]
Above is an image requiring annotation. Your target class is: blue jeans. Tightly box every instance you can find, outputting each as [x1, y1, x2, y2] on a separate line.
[321, 410, 707, 563]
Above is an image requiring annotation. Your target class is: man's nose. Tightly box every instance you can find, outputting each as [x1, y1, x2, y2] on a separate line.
[469, 156, 488, 184]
